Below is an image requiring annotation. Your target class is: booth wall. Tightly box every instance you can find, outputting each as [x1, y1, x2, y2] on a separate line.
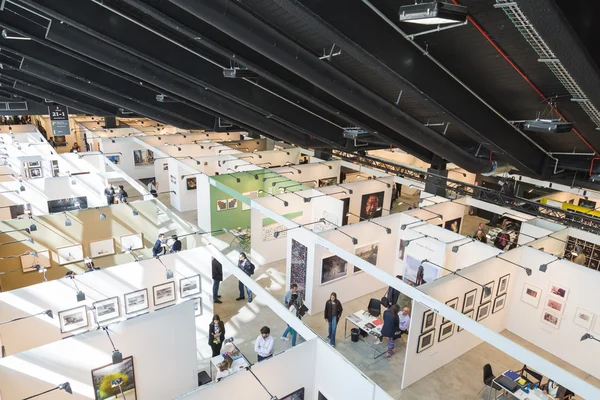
[507, 246, 600, 379]
[271, 161, 341, 188]
[179, 370, 271, 400]
[168, 158, 199, 212]
[0, 302, 197, 400]
[402, 257, 517, 389]
[99, 139, 155, 179]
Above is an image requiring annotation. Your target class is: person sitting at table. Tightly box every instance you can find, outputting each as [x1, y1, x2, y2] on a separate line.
[381, 304, 401, 358]
[474, 229, 487, 244]
[541, 379, 574, 400]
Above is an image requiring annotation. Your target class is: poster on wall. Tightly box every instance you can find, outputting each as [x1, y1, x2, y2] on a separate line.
[92, 356, 137, 400]
[318, 177, 337, 187]
[216, 199, 227, 211]
[227, 198, 238, 209]
[360, 191, 384, 219]
[47, 196, 89, 213]
[353, 243, 378, 273]
[321, 254, 348, 285]
[186, 177, 197, 190]
[403, 256, 441, 286]
[291, 239, 308, 299]
[21, 250, 51, 273]
[120, 233, 143, 251]
[443, 217, 462, 234]
[57, 244, 84, 265]
[89, 238, 115, 258]
[133, 149, 154, 167]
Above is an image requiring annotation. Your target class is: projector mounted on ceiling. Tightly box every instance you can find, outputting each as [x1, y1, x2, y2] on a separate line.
[399, 1, 467, 25]
[523, 119, 573, 134]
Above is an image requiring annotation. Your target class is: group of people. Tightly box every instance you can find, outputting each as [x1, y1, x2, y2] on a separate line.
[151, 233, 182, 256]
[381, 276, 412, 357]
[104, 182, 128, 205]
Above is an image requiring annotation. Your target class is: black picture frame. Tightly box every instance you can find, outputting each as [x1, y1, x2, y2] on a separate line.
[417, 329, 435, 353]
[443, 297, 459, 324]
[481, 281, 495, 304]
[462, 288, 477, 313]
[152, 281, 176, 307]
[497, 274, 510, 296]
[476, 302, 491, 322]
[421, 309, 437, 333]
[279, 387, 305, 400]
[492, 294, 507, 314]
[438, 321, 455, 342]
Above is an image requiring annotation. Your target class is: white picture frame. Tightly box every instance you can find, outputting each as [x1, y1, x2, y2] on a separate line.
[153, 281, 176, 306]
[20, 250, 51, 273]
[124, 288, 149, 315]
[120, 233, 143, 251]
[180, 275, 201, 298]
[541, 309, 561, 329]
[521, 282, 542, 308]
[544, 297, 565, 315]
[193, 297, 203, 317]
[548, 281, 569, 302]
[89, 238, 115, 258]
[56, 244, 84, 265]
[58, 305, 89, 334]
[93, 297, 120, 324]
[574, 306, 594, 330]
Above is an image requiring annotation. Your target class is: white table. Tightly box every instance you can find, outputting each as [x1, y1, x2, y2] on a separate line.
[490, 371, 552, 400]
[209, 354, 249, 381]
[344, 310, 386, 358]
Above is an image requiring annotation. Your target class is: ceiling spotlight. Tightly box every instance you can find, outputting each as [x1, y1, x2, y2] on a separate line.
[525, 268, 532, 276]
[539, 264, 547, 272]
[100, 213, 106, 221]
[452, 246, 459, 253]
[274, 231, 280, 239]
[399, 0, 467, 25]
[65, 218, 72, 227]
[76, 290, 86, 302]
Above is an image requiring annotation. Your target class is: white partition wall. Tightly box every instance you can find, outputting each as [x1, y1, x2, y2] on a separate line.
[168, 158, 201, 212]
[0, 302, 197, 400]
[271, 161, 341, 187]
[518, 218, 565, 245]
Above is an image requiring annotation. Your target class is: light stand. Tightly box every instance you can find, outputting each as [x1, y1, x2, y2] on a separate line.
[0, 237, 34, 247]
[124, 246, 140, 262]
[451, 239, 475, 253]
[273, 220, 327, 238]
[345, 211, 392, 233]
[581, 333, 600, 343]
[155, 256, 174, 279]
[303, 191, 347, 203]
[0, 309, 53, 325]
[23, 382, 73, 398]
[320, 218, 358, 244]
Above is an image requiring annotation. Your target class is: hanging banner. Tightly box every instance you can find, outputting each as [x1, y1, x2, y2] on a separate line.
[48, 104, 70, 137]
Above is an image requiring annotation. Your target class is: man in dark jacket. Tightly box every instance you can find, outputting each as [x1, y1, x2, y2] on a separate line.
[236, 252, 254, 303]
[152, 233, 165, 257]
[212, 257, 223, 304]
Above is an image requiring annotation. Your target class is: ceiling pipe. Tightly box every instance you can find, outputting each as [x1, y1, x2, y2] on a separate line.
[168, 0, 494, 174]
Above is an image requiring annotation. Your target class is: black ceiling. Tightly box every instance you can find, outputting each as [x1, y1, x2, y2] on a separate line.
[1, 0, 599, 184]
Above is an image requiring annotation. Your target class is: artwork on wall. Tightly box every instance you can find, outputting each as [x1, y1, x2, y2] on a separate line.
[541, 309, 561, 329]
[21, 250, 51, 273]
[216, 199, 227, 211]
[170, 175, 176, 184]
[193, 297, 203, 317]
[476, 302, 491, 322]
[89, 238, 115, 258]
[106, 155, 120, 164]
[443, 217, 462, 234]
[291, 239, 308, 300]
[443, 298, 459, 323]
[578, 198, 597, 209]
[497, 274, 510, 296]
[353, 243, 378, 273]
[457, 309, 474, 332]
[481, 281, 495, 304]
[521, 283, 542, 308]
[360, 191, 384, 219]
[180, 274, 201, 298]
[492, 294, 507, 314]
[57, 244, 84, 265]
[417, 329, 435, 353]
[548, 281, 569, 301]
[186, 177, 197, 190]
[398, 239, 406, 261]
[321, 254, 348, 285]
[91, 356, 137, 400]
[124, 289, 149, 315]
[574, 306, 594, 330]
[28, 161, 41, 168]
[120, 233, 143, 251]
[153, 281, 176, 306]
[462, 289, 477, 313]
[301, 180, 317, 188]
[9, 203, 32, 219]
[227, 198, 238, 209]
[242, 191, 258, 211]
[262, 212, 303, 241]
[422, 309, 436, 332]
[93, 297, 120, 324]
[318, 177, 337, 187]
[47, 196, 89, 213]
[30, 168, 42, 178]
[133, 149, 154, 167]
[544, 297, 565, 315]
[563, 235, 600, 269]
[403, 256, 442, 286]
[280, 388, 305, 400]
[438, 321, 455, 342]
[58, 305, 89, 333]
[163, 163, 168, 171]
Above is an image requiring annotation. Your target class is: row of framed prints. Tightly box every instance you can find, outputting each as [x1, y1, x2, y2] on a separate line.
[417, 273, 511, 353]
[58, 275, 202, 333]
[20, 233, 144, 271]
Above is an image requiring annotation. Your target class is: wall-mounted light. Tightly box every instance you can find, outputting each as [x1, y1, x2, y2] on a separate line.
[66, 274, 86, 302]
[99, 212, 107, 221]
[451, 239, 474, 253]
[373, 178, 391, 188]
[303, 191, 347, 203]
[257, 190, 288, 206]
[64, 213, 72, 227]
[581, 333, 600, 343]
[497, 255, 532, 276]
[539, 257, 561, 273]
[22, 382, 73, 398]
[0, 238, 34, 247]
[0, 309, 53, 326]
[103, 326, 123, 364]
[346, 211, 392, 234]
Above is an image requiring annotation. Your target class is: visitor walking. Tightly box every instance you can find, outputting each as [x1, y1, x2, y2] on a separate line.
[118, 185, 128, 203]
[208, 315, 225, 357]
[236, 252, 255, 303]
[152, 233, 166, 257]
[104, 183, 115, 206]
[281, 293, 299, 347]
[212, 257, 223, 304]
[324, 292, 343, 347]
[282, 283, 301, 341]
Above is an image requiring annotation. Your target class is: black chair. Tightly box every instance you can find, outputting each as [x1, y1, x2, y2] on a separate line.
[380, 296, 390, 308]
[367, 298, 381, 317]
[479, 364, 503, 397]
[519, 364, 543, 387]
[197, 371, 211, 386]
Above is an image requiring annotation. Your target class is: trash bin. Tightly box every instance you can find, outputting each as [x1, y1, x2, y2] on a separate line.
[351, 328, 360, 343]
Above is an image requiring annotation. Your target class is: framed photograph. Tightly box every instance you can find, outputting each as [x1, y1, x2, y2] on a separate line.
[227, 198, 238, 209]
[106, 155, 120, 164]
[47, 196, 88, 213]
[443, 217, 462, 234]
[492, 294, 507, 314]
[153, 281, 176, 306]
[422, 310, 437, 333]
[548, 281, 569, 301]
[574, 306, 594, 330]
[438, 321, 455, 342]
[354, 243, 378, 274]
[216, 199, 227, 211]
[133, 149, 154, 167]
[497, 274, 510, 296]
[481, 281, 495, 304]
[58, 305, 89, 333]
[544, 297, 565, 315]
[120, 233, 143, 251]
[476, 302, 491, 322]
[124, 289, 149, 315]
[321, 255, 348, 285]
[458, 309, 474, 332]
[521, 283, 542, 308]
[443, 297, 459, 324]
[30, 168, 42, 178]
[541, 309, 561, 329]
[318, 177, 337, 187]
[403, 256, 442, 286]
[93, 297, 120, 324]
[462, 289, 477, 313]
[193, 297, 203, 317]
[417, 329, 435, 353]
[57, 244, 84, 265]
[163, 163, 168, 171]
[21, 250, 51, 273]
[89, 238, 115, 258]
[186, 177, 197, 190]
[91, 356, 137, 400]
[180, 275, 201, 298]
[28, 161, 41, 168]
[360, 191, 384, 219]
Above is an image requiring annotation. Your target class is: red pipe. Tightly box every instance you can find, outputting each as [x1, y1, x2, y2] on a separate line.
[451, 0, 600, 172]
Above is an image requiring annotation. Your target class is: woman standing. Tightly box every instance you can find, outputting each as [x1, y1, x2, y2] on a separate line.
[208, 315, 225, 357]
[324, 292, 343, 347]
[282, 294, 299, 347]
[381, 304, 401, 358]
